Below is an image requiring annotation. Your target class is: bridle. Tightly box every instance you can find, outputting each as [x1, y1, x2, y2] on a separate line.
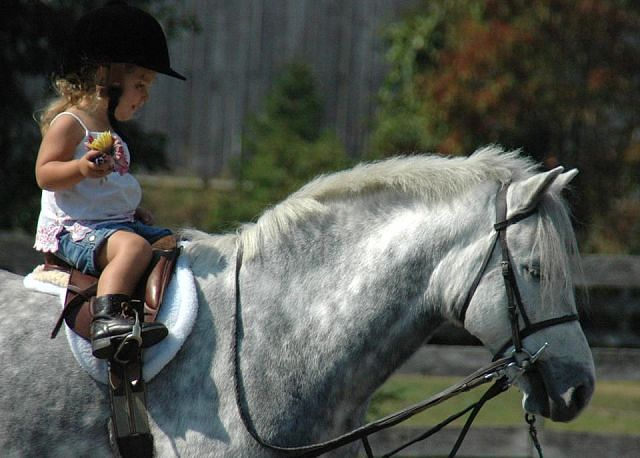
[231, 181, 580, 457]
[459, 182, 579, 363]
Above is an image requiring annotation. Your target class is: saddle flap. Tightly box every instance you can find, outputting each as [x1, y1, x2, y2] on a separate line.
[50, 235, 180, 341]
[63, 269, 99, 339]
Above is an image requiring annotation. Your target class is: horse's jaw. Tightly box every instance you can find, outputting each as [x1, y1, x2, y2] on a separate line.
[464, 315, 596, 422]
[517, 357, 595, 422]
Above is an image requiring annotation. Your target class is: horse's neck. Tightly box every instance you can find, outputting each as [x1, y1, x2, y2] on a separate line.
[232, 186, 495, 435]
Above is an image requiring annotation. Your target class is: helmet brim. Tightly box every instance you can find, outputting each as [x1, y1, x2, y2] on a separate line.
[62, 3, 187, 82]
[156, 67, 187, 81]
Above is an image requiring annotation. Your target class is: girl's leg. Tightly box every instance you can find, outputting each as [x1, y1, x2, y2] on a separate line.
[90, 230, 167, 359]
[95, 230, 153, 296]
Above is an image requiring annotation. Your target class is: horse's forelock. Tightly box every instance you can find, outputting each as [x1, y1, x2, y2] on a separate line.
[534, 192, 582, 310]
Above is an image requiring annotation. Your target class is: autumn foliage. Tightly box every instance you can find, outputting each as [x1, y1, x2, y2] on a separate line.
[372, 0, 640, 252]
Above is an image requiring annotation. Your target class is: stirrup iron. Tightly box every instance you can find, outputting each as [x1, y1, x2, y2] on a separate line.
[113, 310, 143, 364]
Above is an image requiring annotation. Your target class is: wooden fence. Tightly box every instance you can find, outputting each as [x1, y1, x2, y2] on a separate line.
[138, 0, 422, 178]
[429, 254, 640, 348]
[575, 255, 640, 347]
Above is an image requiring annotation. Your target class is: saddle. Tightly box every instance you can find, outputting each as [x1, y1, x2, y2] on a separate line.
[46, 234, 179, 458]
[48, 235, 179, 340]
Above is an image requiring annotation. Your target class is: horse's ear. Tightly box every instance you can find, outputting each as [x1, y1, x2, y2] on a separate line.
[550, 168, 578, 194]
[508, 166, 564, 217]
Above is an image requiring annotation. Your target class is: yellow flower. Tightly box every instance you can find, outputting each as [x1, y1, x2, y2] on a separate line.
[90, 131, 114, 153]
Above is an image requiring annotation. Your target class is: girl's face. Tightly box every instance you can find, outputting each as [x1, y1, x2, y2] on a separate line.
[114, 66, 156, 121]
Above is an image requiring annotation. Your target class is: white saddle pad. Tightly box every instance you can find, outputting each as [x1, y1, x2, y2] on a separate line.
[23, 251, 198, 384]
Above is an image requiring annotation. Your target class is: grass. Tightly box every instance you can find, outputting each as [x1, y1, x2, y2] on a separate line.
[368, 374, 640, 436]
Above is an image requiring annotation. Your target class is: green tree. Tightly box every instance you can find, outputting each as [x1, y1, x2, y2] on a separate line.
[211, 63, 350, 231]
[372, 0, 640, 252]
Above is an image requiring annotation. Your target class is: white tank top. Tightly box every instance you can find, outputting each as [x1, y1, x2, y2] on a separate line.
[34, 112, 142, 252]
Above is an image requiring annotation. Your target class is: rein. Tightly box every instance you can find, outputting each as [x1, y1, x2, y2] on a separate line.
[231, 182, 578, 457]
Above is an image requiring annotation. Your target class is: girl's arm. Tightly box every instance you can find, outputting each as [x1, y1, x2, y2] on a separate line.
[35, 115, 113, 191]
[134, 207, 155, 225]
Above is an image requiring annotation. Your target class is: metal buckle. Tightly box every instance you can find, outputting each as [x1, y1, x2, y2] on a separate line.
[499, 342, 549, 384]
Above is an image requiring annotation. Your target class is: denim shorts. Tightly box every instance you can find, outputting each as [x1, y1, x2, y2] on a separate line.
[55, 221, 172, 276]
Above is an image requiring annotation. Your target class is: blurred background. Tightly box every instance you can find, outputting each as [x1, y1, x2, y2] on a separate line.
[2, 0, 639, 456]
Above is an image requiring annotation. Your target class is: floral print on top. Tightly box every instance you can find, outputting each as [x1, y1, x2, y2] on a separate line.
[34, 112, 142, 253]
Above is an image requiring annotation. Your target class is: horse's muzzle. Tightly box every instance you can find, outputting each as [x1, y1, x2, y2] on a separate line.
[522, 362, 595, 422]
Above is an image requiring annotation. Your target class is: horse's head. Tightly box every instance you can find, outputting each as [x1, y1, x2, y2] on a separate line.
[462, 167, 595, 422]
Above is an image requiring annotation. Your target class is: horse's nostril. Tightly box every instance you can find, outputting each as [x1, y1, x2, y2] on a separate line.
[572, 384, 592, 412]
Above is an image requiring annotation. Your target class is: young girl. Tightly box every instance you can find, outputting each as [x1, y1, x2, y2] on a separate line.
[34, 2, 186, 360]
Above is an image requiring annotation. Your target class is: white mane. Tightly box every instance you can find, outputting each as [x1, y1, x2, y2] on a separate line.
[239, 146, 538, 258]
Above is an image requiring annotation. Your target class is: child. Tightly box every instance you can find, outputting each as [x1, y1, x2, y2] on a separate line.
[34, 1, 186, 360]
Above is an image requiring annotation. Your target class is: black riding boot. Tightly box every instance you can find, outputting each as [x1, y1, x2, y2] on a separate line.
[90, 294, 168, 360]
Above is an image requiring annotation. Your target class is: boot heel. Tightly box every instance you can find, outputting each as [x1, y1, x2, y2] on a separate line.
[113, 336, 141, 363]
[92, 336, 117, 359]
[90, 294, 169, 359]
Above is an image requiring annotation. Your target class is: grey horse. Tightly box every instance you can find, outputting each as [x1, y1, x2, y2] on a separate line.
[0, 147, 595, 456]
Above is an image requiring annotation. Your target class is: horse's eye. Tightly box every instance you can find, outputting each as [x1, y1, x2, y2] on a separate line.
[525, 264, 541, 279]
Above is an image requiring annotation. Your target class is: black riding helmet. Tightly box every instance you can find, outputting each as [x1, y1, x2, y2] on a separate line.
[60, 1, 185, 137]
[61, 0, 186, 81]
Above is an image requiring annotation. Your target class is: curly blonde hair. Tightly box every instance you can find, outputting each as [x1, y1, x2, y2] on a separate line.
[37, 72, 100, 136]
[37, 64, 139, 135]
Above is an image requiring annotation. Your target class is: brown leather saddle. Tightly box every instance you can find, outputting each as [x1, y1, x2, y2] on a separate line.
[45, 234, 180, 456]
[47, 234, 180, 340]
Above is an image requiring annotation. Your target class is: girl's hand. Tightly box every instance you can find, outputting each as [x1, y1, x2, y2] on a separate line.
[135, 207, 154, 225]
[79, 148, 114, 178]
